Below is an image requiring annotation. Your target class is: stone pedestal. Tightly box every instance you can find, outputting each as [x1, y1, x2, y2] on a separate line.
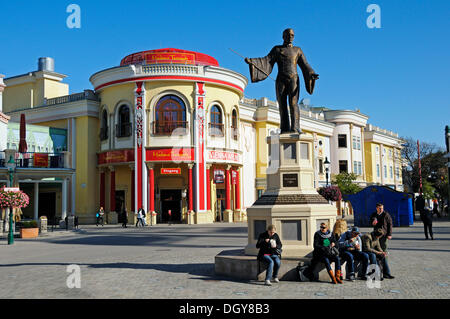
[244, 133, 337, 258]
[187, 212, 195, 225]
[0, 219, 3, 235]
[39, 217, 47, 233]
[106, 212, 118, 225]
[223, 209, 234, 223]
[233, 209, 244, 222]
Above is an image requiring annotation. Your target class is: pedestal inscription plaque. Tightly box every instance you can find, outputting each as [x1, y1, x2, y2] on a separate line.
[283, 173, 298, 187]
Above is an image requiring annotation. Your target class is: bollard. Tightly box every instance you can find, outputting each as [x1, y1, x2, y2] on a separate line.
[39, 216, 48, 234]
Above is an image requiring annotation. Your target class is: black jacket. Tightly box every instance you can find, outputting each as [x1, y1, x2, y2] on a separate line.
[256, 231, 282, 260]
[313, 230, 337, 259]
[420, 208, 433, 224]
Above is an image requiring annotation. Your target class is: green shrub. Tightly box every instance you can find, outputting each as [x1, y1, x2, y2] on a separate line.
[21, 220, 38, 228]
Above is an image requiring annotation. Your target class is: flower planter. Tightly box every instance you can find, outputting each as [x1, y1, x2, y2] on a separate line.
[20, 228, 39, 239]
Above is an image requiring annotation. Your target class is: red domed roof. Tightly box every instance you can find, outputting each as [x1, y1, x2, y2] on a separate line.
[120, 48, 219, 67]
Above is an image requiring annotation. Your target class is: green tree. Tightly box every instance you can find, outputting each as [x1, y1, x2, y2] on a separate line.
[332, 172, 362, 195]
[422, 180, 436, 200]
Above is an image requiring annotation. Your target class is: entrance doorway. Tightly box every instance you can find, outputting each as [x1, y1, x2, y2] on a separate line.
[215, 189, 225, 222]
[160, 189, 182, 223]
[39, 192, 56, 221]
[115, 190, 126, 223]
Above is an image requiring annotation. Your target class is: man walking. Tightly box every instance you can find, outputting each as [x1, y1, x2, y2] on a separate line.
[370, 203, 392, 252]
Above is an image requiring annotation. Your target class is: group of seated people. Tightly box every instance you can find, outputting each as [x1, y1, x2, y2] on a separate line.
[257, 220, 395, 286]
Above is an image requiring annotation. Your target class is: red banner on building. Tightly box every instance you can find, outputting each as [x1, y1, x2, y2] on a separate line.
[147, 148, 194, 162]
[161, 168, 181, 175]
[33, 153, 49, 167]
[208, 150, 241, 163]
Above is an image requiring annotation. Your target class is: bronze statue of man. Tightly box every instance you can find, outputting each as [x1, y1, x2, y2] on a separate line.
[245, 28, 319, 134]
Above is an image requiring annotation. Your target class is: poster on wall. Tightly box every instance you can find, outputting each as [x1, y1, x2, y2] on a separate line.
[214, 169, 225, 184]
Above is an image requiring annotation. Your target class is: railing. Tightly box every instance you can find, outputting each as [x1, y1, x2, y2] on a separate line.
[0, 152, 69, 169]
[209, 123, 224, 137]
[152, 121, 188, 136]
[116, 123, 132, 138]
[44, 90, 99, 106]
[141, 64, 199, 75]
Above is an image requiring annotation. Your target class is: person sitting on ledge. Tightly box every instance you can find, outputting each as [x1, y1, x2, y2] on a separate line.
[362, 228, 395, 280]
[302, 222, 343, 284]
[339, 226, 370, 281]
[256, 224, 282, 286]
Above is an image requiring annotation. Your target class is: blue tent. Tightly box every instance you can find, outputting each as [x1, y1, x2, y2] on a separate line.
[344, 186, 414, 227]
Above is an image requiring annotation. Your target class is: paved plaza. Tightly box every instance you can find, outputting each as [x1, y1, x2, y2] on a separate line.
[1, 217, 449, 299]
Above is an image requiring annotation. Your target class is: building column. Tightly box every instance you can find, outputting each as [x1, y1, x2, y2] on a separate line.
[62, 178, 68, 220]
[129, 165, 135, 212]
[235, 168, 241, 210]
[225, 166, 231, 210]
[100, 170, 106, 209]
[109, 166, 116, 212]
[188, 164, 194, 213]
[224, 165, 233, 222]
[206, 164, 212, 211]
[34, 182, 39, 221]
[148, 163, 155, 213]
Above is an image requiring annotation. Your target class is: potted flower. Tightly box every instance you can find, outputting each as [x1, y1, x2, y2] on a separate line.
[19, 220, 39, 238]
[0, 187, 31, 237]
[318, 185, 342, 202]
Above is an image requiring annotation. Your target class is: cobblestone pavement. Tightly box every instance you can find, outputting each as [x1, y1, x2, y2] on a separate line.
[1, 218, 449, 299]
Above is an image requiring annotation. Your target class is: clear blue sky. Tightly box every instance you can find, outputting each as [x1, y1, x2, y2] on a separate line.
[1, 0, 449, 147]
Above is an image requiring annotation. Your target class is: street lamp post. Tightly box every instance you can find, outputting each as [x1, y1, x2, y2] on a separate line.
[5, 155, 16, 245]
[445, 126, 450, 217]
[324, 157, 331, 187]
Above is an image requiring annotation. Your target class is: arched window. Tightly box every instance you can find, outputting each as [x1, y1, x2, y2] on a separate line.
[116, 105, 131, 137]
[154, 95, 187, 135]
[209, 105, 223, 136]
[100, 109, 108, 141]
[231, 109, 238, 140]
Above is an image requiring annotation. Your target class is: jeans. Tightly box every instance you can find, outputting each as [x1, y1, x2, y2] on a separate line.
[96, 217, 104, 226]
[342, 250, 369, 277]
[136, 218, 144, 227]
[262, 255, 281, 281]
[321, 255, 341, 272]
[366, 252, 391, 276]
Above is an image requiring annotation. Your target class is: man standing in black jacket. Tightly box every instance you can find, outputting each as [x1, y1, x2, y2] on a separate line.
[370, 203, 393, 252]
[420, 204, 434, 240]
[256, 224, 282, 286]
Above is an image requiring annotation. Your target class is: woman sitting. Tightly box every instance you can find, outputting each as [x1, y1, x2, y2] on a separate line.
[302, 222, 343, 284]
[256, 224, 283, 286]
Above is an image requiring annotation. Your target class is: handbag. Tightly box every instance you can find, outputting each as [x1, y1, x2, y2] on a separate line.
[275, 248, 283, 256]
[327, 246, 339, 257]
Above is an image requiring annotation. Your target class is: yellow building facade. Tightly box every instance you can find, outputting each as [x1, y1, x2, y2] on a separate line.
[1, 52, 405, 224]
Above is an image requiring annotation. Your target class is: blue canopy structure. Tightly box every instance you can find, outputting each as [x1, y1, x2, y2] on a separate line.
[344, 186, 414, 227]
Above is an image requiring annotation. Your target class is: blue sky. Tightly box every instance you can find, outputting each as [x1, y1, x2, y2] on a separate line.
[1, 0, 449, 147]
